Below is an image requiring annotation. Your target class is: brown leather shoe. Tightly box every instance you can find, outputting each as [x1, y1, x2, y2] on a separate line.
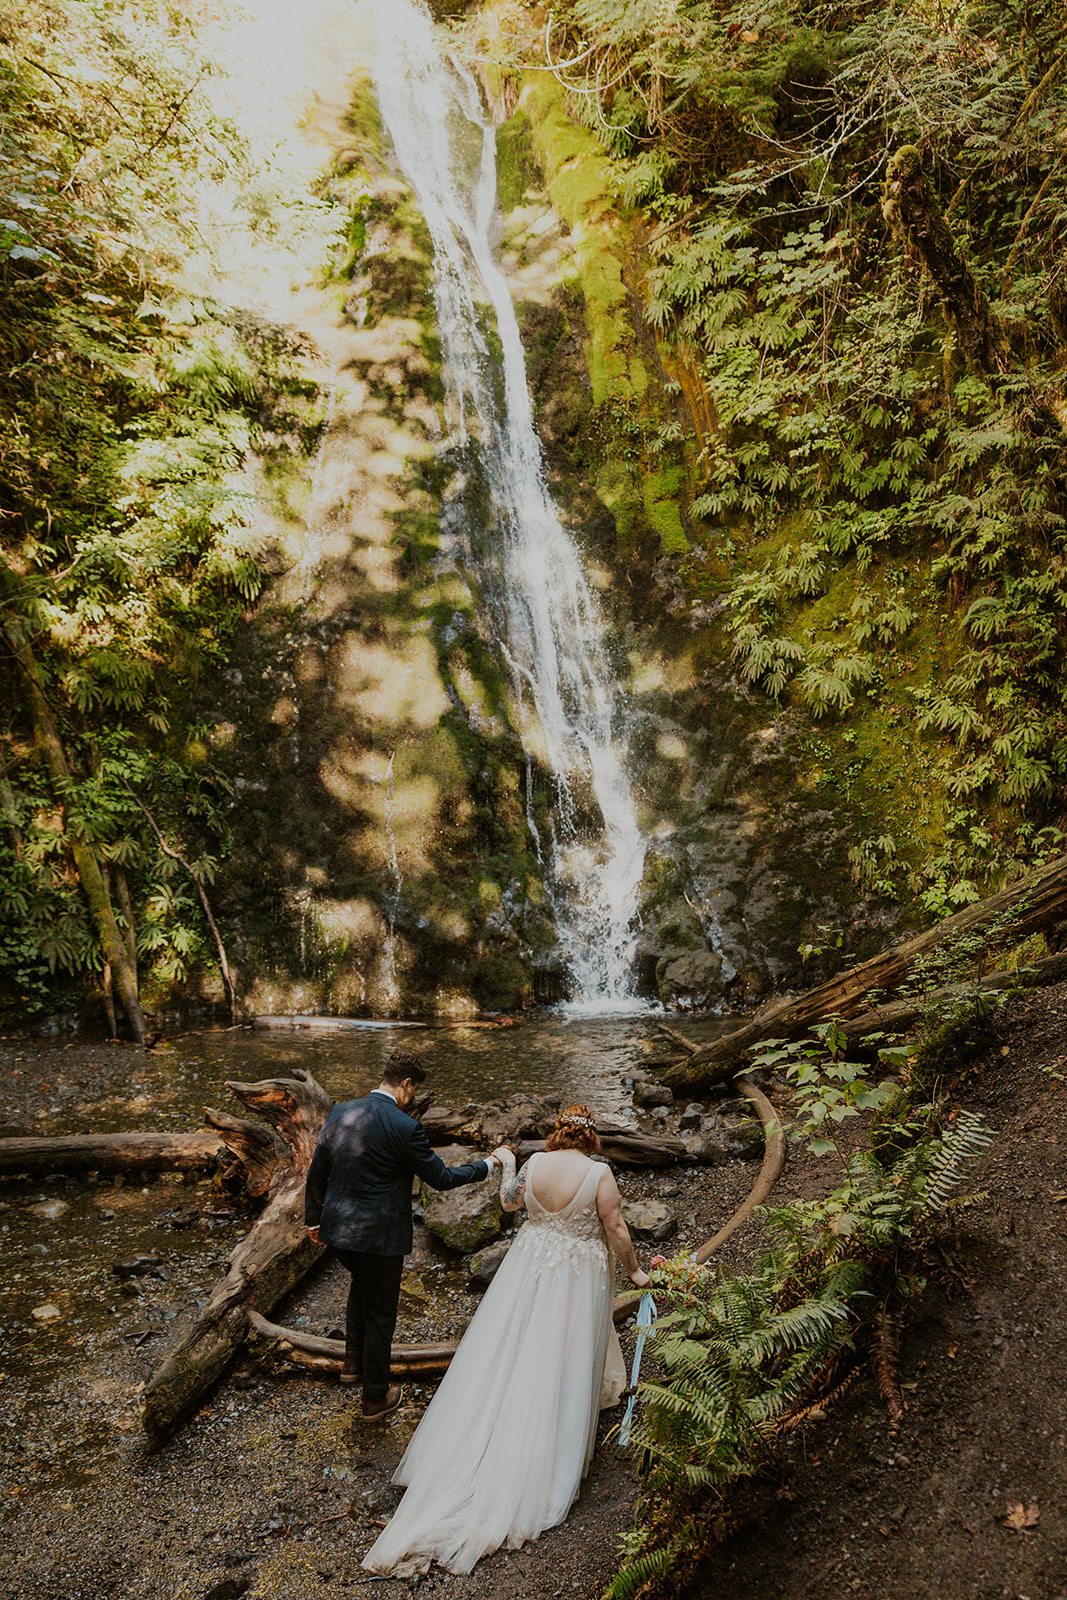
[362, 1384, 403, 1421]
[339, 1353, 362, 1386]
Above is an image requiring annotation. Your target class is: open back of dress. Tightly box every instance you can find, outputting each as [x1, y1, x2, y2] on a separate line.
[362, 1153, 625, 1576]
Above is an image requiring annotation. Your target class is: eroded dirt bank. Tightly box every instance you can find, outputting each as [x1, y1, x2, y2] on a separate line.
[1, 988, 1065, 1600]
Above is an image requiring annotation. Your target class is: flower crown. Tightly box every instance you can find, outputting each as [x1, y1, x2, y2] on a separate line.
[558, 1111, 596, 1130]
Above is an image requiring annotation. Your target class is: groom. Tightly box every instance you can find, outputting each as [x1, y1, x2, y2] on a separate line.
[304, 1051, 504, 1419]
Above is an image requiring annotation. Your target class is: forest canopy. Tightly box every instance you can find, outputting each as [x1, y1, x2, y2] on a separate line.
[0, 0, 329, 1033]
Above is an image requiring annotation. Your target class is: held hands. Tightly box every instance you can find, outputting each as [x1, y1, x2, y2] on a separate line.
[489, 1144, 514, 1169]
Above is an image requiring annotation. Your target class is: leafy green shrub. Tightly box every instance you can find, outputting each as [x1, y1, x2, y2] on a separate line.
[607, 1109, 992, 1598]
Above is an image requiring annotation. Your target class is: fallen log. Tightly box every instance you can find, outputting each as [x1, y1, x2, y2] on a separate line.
[662, 850, 1067, 1095]
[247, 1309, 457, 1379]
[0, 1128, 223, 1178]
[514, 1127, 692, 1168]
[692, 1077, 787, 1264]
[141, 1066, 331, 1443]
[252, 1015, 427, 1031]
[836, 948, 1067, 1050]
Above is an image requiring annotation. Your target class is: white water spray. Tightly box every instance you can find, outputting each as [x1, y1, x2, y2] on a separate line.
[368, 0, 647, 1010]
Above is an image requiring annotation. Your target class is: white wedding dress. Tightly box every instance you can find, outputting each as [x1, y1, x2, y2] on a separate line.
[362, 1153, 627, 1576]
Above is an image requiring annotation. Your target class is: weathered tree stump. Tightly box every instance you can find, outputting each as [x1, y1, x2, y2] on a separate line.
[141, 1066, 331, 1443]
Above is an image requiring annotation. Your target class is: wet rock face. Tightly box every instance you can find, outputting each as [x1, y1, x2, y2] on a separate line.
[628, 674, 901, 1011]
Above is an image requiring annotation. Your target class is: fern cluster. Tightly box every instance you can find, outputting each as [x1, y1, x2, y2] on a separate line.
[521, 0, 1067, 908]
[607, 1109, 991, 1598]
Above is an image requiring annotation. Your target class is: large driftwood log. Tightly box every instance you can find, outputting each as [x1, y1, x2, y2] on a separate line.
[0, 1129, 223, 1177]
[141, 1066, 331, 1443]
[514, 1128, 692, 1167]
[662, 851, 1067, 1095]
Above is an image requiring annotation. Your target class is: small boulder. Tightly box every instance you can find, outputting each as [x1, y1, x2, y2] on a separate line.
[27, 1199, 69, 1221]
[468, 1239, 511, 1286]
[681, 1132, 726, 1165]
[678, 1103, 704, 1131]
[422, 1153, 503, 1253]
[724, 1118, 766, 1161]
[111, 1252, 163, 1279]
[31, 1302, 62, 1322]
[622, 1200, 678, 1242]
[633, 1081, 674, 1110]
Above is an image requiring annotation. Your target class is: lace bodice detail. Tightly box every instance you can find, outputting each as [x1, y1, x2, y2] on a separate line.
[518, 1156, 610, 1276]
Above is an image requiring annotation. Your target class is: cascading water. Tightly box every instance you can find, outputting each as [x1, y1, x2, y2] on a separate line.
[368, 0, 648, 1010]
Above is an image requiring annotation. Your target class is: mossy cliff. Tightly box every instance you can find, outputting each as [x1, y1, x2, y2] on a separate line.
[210, 52, 932, 1017]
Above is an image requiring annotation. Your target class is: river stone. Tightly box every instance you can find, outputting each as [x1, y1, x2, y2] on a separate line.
[678, 1103, 704, 1130]
[681, 1132, 726, 1165]
[633, 1081, 674, 1109]
[31, 1302, 62, 1322]
[111, 1252, 163, 1279]
[658, 950, 724, 1008]
[421, 1151, 502, 1253]
[467, 1239, 511, 1285]
[622, 1200, 678, 1242]
[724, 1119, 766, 1161]
[27, 1199, 69, 1221]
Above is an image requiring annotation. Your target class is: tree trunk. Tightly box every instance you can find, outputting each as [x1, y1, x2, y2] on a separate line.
[514, 1128, 693, 1167]
[8, 632, 149, 1043]
[127, 792, 238, 1026]
[882, 145, 1013, 377]
[662, 850, 1067, 1095]
[0, 1129, 224, 1177]
[141, 1066, 331, 1443]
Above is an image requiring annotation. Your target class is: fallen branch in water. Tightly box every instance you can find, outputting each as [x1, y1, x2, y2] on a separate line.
[659, 852, 1067, 1095]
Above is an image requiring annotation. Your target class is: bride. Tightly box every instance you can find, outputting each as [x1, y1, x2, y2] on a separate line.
[361, 1103, 652, 1576]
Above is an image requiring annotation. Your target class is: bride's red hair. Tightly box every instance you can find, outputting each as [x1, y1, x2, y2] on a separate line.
[545, 1103, 601, 1155]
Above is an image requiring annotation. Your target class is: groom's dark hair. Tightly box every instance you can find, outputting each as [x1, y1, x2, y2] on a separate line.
[381, 1052, 426, 1087]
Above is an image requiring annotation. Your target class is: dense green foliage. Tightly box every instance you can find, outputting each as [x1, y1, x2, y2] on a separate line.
[0, 0, 318, 1020]
[609, 1096, 991, 1599]
[504, 0, 1067, 907]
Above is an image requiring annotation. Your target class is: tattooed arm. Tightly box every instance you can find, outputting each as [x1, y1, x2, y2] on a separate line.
[496, 1148, 528, 1213]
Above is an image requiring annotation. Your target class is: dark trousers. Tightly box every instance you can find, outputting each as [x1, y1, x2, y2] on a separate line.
[333, 1248, 404, 1400]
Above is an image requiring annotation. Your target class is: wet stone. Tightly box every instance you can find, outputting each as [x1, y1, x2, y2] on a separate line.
[633, 1081, 674, 1110]
[27, 1198, 69, 1221]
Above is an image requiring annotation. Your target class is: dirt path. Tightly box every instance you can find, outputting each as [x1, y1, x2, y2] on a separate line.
[1, 987, 1065, 1600]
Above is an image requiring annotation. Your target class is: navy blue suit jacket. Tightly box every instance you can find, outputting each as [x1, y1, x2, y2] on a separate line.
[304, 1091, 490, 1256]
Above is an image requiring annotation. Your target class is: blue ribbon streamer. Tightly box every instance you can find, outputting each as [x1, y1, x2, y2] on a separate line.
[618, 1290, 657, 1446]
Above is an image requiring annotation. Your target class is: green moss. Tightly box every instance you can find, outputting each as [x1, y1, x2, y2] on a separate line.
[644, 467, 687, 555]
[496, 111, 539, 212]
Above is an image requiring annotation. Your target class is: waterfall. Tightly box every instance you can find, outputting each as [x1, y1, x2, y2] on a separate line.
[368, 0, 648, 1011]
